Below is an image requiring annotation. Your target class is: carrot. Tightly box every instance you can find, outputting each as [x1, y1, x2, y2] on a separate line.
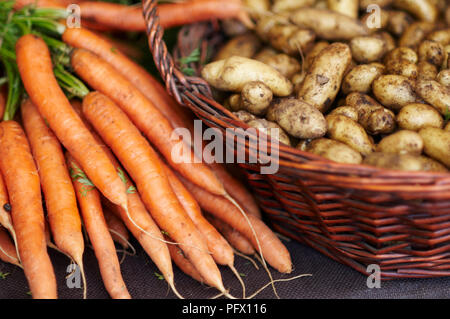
[81, 91, 228, 295]
[205, 213, 255, 256]
[77, 0, 251, 31]
[15, 34, 128, 210]
[0, 227, 20, 267]
[0, 170, 18, 261]
[0, 121, 57, 299]
[0, 86, 6, 120]
[70, 48, 226, 196]
[66, 152, 131, 299]
[166, 238, 204, 285]
[21, 98, 87, 297]
[177, 173, 292, 274]
[103, 208, 130, 249]
[13, 0, 64, 10]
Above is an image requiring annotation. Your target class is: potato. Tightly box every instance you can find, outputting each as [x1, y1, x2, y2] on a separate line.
[377, 130, 424, 155]
[387, 10, 413, 37]
[375, 32, 397, 53]
[384, 47, 418, 64]
[201, 56, 293, 96]
[240, 81, 273, 115]
[272, 0, 315, 13]
[363, 152, 447, 172]
[345, 92, 396, 134]
[385, 60, 418, 79]
[372, 75, 418, 111]
[214, 33, 262, 61]
[266, 98, 327, 139]
[419, 127, 450, 168]
[265, 24, 316, 56]
[224, 93, 242, 111]
[256, 53, 301, 79]
[255, 14, 290, 42]
[328, 106, 359, 122]
[253, 47, 278, 61]
[360, 0, 393, 8]
[233, 110, 257, 122]
[304, 41, 329, 69]
[447, 6, 450, 26]
[397, 103, 444, 131]
[417, 61, 438, 81]
[327, 0, 359, 19]
[399, 22, 435, 48]
[443, 45, 450, 69]
[300, 138, 363, 164]
[243, 0, 271, 18]
[342, 63, 385, 94]
[418, 40, 445, 66]
[415, 79, 450, 116]
[427, 29, 450, 46]
[349, 36, 387, 63]
[326, 114, 375, 156]
[221, 19, 249, 37]
[290, 8, 368, 41]
[297, 43, 352, 112]
[291, 72, 306, 93]
[392, 0, 438, 23]
[247, 118, 292, 146]
[437, 69, 450, 87]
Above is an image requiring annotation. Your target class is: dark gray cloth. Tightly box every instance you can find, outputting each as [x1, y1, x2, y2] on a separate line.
[1, 238, 449, 299]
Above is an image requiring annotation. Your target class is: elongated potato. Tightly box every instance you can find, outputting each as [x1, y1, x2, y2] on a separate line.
[266, 98, 327, 139]
[300, 138, 362, 164]
[328, 106, 359, 122]
[256, 53, 301, 79]
[419, 127, 450, 168]
[345, 92, 396, 134]
[290, 8, 368, 40]
[393, 0, 438, 23]
[327, 0, 358, 18]
[363, 152, 448, 172]
[377, 130, 424, 155]
[350, 36, 387, 63]
[397, 103, 444, 131]
[201, 56, 293, 96]
[297, 43, 352, 112]
[342, 63, 385, 94]
[372, 75, 418, 111]
[304, 41, 329, 69]
[415, 79, 450, 116]
[247, 118, 292, 146]
[326, 114, 375, 156]
[214, 33, 262, 61]
[399, 22, 435, 48]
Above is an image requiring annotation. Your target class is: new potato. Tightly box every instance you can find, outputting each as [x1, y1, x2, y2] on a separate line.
[372, 75, 418, 111]
[419, 127, 450, 168]
[397, 103, 444, 131]
[298, 138, 362, 164]
[363, 152, 448, 172]
[377, 130, 424, 155]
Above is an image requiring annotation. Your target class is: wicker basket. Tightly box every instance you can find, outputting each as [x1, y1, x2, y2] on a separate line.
[142, 0, 450, 279]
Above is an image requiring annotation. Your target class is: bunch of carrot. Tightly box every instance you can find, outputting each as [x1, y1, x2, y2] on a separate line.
[0, 1, 294, 299]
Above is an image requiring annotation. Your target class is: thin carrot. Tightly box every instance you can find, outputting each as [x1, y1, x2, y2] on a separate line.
[15, 34, 128, 210]
[166, 238, 205, 285]
[0, 170, 18, 261]
[21, 98, 87, 297]
[66, 152, 131, 299]
[70, 48, 226, 196]
[0, 227, 21, 267]
[0, 121, 57, 299]
[81, 91, 228, 295]
[103, 207, 130, 251]
[178, 174, 292, 274]
[205, 213, 255, 256]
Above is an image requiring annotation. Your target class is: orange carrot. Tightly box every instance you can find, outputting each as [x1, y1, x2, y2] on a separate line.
[205, 213, 255, 255]
[0, 121, 57, 299]
[178, 174, 292, 274]
[0, 170, 17, 257]
[0, 227, 20, 267]
[66, 152, 131, 299]
[166, 238, 205, 285]
[21, 99, 86, 294]
[70, 48, 226, 196]
[81, 91, 227, 294]
[15, 34, 128, 210]
[103, 207, 130, 250]
[13, 0, 64, 9]
[0, 86, 6, 120]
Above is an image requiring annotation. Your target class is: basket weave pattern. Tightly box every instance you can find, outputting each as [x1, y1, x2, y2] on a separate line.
[142, 0, 450, 278]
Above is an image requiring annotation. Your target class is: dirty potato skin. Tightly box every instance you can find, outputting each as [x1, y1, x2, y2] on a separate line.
[417, 61, 438, 80]
[437, 69, 450, 87]
[266, 98, 327, 139]
[328, 106, 359, 122]
[415, 79, 450, 116]
[419, 127, 450, 168]
[256, 53, 301, 79]
[240, 81, 273, 115]
[363, 152, 448, 172]
[417, 40, 446, 67]
[349, 36, 387, 63]
[247, 118, 292, 146]
[297, 43, 352, 113]
[214, 33, 262, 61]
[377, 130, 424, 155]
[397, 103, 444, 131]
[299, 138, 362, 164]
[232, 110, 257, 123]
[326, 114, 376, 156]
[342, 63, 385, 94]
[372, 75, 418, 111]
[201, 56, 293, 96]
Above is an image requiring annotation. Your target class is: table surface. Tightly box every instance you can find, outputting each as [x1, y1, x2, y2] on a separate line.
[1, 236, 449, 299]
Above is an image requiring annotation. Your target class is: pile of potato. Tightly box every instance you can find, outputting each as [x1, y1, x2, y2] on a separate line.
[200, 0, 450, 173]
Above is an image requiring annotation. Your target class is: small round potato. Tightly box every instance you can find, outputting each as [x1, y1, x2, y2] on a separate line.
[233, 110, 257, 123]
[363, 152, 447, 172]
[300, 138, 363, 164]
[342, 63, 385, 94]
[326, 114, 375, 156]
[437, 69, 450, 87]
[397, 103, 444, 131]
[384, 46, 418, 64]
[266, 98, 327, 139]
[377, 130, 424, 155]
[419, 127, 450, 168]
[328, 106, 359, 122]
[385, 60, 418, 79]
[372, 75, 418, 111]
[418, 40, 446, 66]
[415, 79, 450, 116]
[240, 81, 273, 115]
[224, 93, 242, 111]
[417, 61, 438, 80]
[247, 118, 292, 146]
[350, 36, 387, 63]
